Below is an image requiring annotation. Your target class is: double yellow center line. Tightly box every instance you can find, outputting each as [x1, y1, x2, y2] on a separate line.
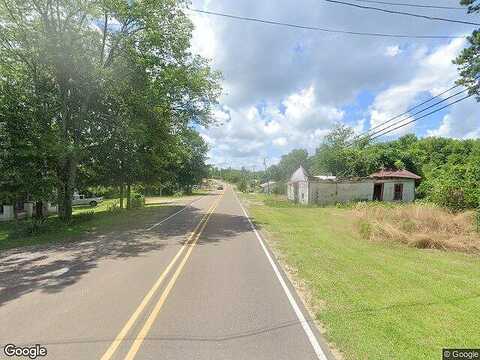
[101, 194, 223, 360]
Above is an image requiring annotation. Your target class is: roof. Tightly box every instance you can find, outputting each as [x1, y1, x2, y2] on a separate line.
[289, 166, 311, 182]
[369, 169, 421, 180]
[314, 175, 337, 181]
[260, 181, 276, 188]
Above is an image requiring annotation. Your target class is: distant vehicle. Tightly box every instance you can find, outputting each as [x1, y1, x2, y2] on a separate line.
[192, 185, 199, 190]
[72, 194, 103, 207]
[217, 185, 224, 190]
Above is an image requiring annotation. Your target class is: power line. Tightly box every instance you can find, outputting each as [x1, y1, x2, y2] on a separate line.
[348, 0, 464, 10]
[189, 8, 465, 39]
[324, 0, 480, 26]
[366, 93, 474, 142]
[349, 88, 469, 146]
[349, 82, 466, 144]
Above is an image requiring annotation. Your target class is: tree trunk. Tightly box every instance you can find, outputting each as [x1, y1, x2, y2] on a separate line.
[126, 184, 131, 209]
[57, 156, 76, 222]
[119, 184, 124, 209]
[35, 201, 44, 219]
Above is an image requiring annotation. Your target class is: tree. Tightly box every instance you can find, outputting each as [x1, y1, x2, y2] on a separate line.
[0, 0, 221, 219]
[454, 1, 480, 98]
[175, 128, 209, 194]
[311, 124, 356, 176]
[272, 149, 310, 180]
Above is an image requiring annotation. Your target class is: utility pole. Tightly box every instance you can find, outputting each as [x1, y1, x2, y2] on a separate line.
[263, 158, 269, 195]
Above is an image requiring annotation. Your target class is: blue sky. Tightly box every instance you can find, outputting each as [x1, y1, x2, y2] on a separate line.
[188, 0, 480, 168]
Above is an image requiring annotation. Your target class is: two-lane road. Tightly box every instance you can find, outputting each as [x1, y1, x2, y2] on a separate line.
[0, 187, 334, 360]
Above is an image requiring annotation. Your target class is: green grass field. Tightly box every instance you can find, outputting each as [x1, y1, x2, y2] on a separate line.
[242, 193, 480, 360]
[0, 194, 203, 251]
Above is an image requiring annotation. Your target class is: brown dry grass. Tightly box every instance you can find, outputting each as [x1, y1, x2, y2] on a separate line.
[353, 202, 480, 253]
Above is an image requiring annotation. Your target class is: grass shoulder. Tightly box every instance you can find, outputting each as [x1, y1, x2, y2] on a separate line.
[0, 194, 203, 252]
[240, 192, 480, 360]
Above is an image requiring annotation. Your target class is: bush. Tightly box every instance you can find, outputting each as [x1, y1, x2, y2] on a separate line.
[238, 180, 247, 193]
[430, 185, 467, 213]
[358, 221, 372, 239]
[74, 210, 95, 223]
[107, 200, 122, 213]
[173, 191, 184, 197]
[130, 193, 145, 209]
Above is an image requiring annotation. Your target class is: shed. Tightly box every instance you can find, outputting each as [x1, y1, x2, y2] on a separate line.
[287, 167, 421, 205]
[259, 181, 277, 193]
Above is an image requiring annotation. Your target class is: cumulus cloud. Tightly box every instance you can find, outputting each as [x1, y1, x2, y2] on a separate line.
[368, 38, 467, 137]
[189, 0, 476, 167]
[385, 45, 401, 57]
[200, 85, 344, 167]
[427, 97, 480, 139]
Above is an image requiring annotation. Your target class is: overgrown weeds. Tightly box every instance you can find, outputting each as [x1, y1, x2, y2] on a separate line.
[353, 202, 480, 253]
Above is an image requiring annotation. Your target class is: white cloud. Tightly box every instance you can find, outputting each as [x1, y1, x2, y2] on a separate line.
[189, 0, 476, 167]
[369, 38, 467, 137]
[427, 97, 480, 139]
[190, 12, 218, 60]
[201, 85, 345, 167]
[385, 45, 401, 57]
[273, 137, 288, 146]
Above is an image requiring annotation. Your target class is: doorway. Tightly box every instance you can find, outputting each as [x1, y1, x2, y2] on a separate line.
[373, 183, 383, 201]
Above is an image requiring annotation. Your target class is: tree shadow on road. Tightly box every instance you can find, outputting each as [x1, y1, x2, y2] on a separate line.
[0, 202, 256, 307]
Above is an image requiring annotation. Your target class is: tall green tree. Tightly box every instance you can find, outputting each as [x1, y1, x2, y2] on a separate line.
[0, 0, 221, 219]
[455, 1, 480, 97]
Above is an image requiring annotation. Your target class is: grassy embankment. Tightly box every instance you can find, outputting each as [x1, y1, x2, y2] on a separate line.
[0, 193, 205, 251]
[242, 193, 480, 360]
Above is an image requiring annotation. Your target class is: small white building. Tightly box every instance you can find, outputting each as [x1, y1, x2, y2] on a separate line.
[287, 166, 421, 205]
[0, 201, 57, 222]
[259, 181, 277, 194]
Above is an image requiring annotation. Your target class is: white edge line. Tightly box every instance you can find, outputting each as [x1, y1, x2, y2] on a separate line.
[235, 192, 329, 360]
[145, 196, 206, 231]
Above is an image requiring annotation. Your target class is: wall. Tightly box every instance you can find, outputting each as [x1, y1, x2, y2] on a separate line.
[294, 178, 416, 205]
[310, 182, 336, 205]
[298, 181, 309, 205]
[379, 179, 415, 202]
[336, 181, 373, 203]
[0, 205, 14, 222]
[287, 183, 295, 201]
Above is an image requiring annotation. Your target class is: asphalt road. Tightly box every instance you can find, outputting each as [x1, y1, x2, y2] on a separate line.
[0, 186, 334, 360]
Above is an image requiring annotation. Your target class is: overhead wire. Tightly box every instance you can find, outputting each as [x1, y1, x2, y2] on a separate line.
[188, 8, 465, 39]
[347, 88, 470, 146]
[366, 93, 474, 142]
[324, 0, 480, 26]
[346, 0, 464, 10]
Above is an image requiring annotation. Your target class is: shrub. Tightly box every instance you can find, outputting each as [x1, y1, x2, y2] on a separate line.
[358, 221, 372, 239]
[107, 200, 122, 213]
[73, 210, 95, 223]
[173, 191, 184, 197]
[430, 186, 466, 213]
[238, 180, 247, 193]
[131, 193, 145, 209]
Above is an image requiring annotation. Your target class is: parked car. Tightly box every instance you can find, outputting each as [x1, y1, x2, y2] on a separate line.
[72, 194, 103, 207]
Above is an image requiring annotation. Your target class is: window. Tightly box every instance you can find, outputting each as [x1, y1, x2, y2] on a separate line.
[394, 184, 403, 201]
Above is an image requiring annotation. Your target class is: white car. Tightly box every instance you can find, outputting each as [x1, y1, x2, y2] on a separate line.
[72, 194, 103, 207]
